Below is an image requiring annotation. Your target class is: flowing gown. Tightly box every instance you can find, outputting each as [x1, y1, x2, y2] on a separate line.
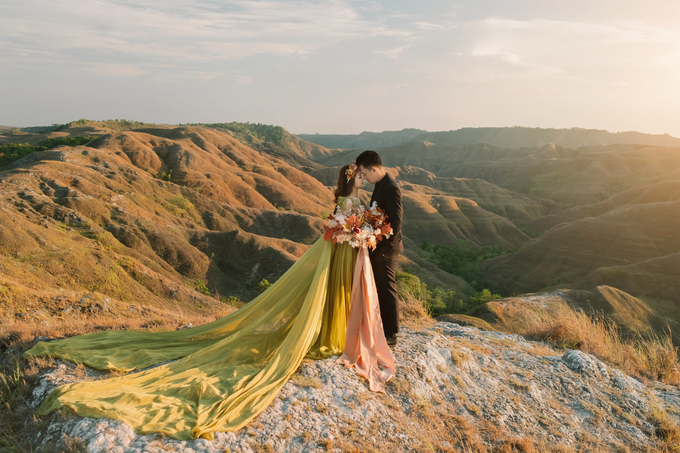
[24, 196, 392, 440]
[307, 196, 358, 358]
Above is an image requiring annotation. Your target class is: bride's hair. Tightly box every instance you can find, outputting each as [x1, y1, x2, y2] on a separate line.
[334, 165, 354, 203]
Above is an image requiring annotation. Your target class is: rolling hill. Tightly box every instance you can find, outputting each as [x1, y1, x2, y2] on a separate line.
[315, 141, 680, 207]
[1, 120, 678, 347]
[0, 124, 476, 327]
[480, 181, 680, 320]
[299, 126, 680, 150]
[306, 135, 680, 330]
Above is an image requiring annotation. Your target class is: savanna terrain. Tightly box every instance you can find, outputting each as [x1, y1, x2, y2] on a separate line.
[1, 120, 679, 451]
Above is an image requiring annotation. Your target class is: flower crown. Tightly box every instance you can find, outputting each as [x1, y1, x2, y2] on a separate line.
[345, 162, 358, 182]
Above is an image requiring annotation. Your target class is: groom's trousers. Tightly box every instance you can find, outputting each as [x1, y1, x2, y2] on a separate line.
[370, 251, 400, 337]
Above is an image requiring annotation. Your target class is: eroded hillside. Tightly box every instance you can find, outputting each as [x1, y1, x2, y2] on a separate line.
[0, 127, 334, 323]
[0, 124, 476, 326]
[301, 140, 680, 348]
[2, 121, 679, 452]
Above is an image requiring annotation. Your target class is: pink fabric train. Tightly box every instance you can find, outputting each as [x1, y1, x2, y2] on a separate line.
[337, 247, 395, 392]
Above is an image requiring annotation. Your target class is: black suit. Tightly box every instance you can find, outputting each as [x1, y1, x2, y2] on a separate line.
[369, 173, 403, 337]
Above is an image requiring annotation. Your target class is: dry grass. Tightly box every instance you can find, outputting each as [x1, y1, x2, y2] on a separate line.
[494, 436, 537, 453]
[523, 344, 559, 356]
[465, 403, 481, 416]
[451, 349, 471, 366]
[509, 301, 680, 386]
[456, 338, 491, 356]
[508, 378, 530, 392]
[648, 406, 680, 449]
[290, 375, 322, 389]
[398, 283, 437, 331]
[315, 404, 328, 414]
[387, 376, 410, 394]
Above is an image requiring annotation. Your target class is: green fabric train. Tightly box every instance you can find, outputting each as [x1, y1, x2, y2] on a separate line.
[25, 235, 357, 440]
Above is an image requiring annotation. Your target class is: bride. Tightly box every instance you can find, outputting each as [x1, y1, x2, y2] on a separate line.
[25, 163, 395, 441]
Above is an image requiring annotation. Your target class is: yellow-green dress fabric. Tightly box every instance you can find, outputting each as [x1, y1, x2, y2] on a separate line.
[307, 241, 357, 359]
[307, 196, 357, 358]
[24, 200, 360, 441]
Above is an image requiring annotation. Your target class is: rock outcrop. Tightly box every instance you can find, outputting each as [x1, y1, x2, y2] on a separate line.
[27, 323, 680, 452]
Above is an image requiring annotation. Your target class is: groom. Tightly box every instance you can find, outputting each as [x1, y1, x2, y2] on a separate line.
[356, 150, 403, 346]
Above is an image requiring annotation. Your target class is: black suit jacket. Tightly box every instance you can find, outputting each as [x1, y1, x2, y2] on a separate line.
[370, 173, 403, 255]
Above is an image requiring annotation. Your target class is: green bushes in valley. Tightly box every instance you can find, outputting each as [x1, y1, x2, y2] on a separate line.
[34, 136, 97, 150]
[419, 239, 512, 291]
[400, 239, 507, 317]
[0, 136, 97, 167]
[0, 143, 36, 166]
[54, 119, 148, 131]
[396, 272, 500, 317]
[183, 122, 288, 146]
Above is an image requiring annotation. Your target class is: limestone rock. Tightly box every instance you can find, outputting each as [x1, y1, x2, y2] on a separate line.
[25, 323, 680, 452]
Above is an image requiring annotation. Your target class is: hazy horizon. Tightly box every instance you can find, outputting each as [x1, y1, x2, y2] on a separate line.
[1, 1, 679, 136]
[6, 121, 680, 140]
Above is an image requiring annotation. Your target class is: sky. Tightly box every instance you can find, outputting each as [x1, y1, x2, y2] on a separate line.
[1, 0, 679, 136]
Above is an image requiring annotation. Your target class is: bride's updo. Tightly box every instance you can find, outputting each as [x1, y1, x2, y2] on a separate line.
[334, 164, 354, 203]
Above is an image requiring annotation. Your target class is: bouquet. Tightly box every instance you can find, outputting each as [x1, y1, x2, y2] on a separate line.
[324, 201, 393, 250]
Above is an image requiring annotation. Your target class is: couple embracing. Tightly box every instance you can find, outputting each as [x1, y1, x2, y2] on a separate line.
[26, 150, 403, 440]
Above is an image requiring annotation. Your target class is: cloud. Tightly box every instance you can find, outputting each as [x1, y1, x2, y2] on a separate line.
[472, 49, 521, 64]
[470, 48, 564, 77]
[373, 46, 408, 59]
[235, 75, 252, 85]
[414, 21, 444, 30]
[0, 0, 403, 71]
[480, 18, 680, 44]
[654, 52, 680, 66]
[86, 63, 146, 78]
[355, 1, 383, 13]
[1, 1, 679, 137]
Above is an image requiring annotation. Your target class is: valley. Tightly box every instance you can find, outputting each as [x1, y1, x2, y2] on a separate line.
[1, 121, 679, 344]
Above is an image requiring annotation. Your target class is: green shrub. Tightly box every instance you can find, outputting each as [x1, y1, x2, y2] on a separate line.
[35, 135, 97, 150]
[257, 278, 272, 293]
[445, 289, 502, 315]
[0, 136, 97, 167]
[194, 279, 211, 296]
[182, 122, 288, 146]
[0, 143, 36, 166]
[468, 289, 501, 305]
[419, 240, 513, 291]
[396, 270, 502, 317]
[396, 272, 458, 317]
[168, 196, 192, 211]
[547, 277, 563, 287]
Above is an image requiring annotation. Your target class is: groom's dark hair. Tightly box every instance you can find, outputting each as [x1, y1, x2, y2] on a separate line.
[356, 150, 382, 169]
